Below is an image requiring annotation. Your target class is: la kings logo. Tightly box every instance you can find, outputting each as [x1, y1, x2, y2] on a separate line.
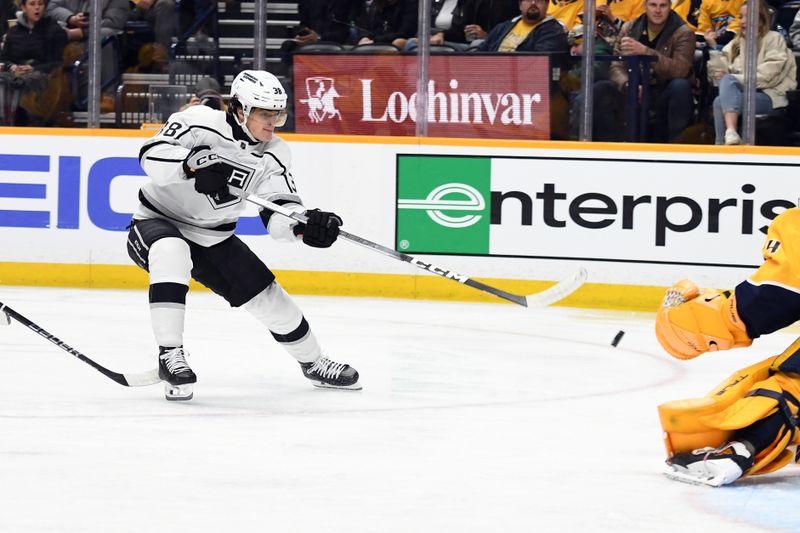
[206, 156, 256, 210]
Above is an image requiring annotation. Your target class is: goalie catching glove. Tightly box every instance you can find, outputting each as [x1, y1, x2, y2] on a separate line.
[293, 209, 342, 248]
[183, 145, 231, 197]
[655, 279, 751, 360]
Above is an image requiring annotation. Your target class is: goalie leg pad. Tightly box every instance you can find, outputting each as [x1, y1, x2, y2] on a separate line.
[655, 279, 751, 360]
[659, 341, 800, 478]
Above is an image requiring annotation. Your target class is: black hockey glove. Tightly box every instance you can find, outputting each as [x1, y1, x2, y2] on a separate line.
[293, 209, 343, 248]
[183, 145, 231, 197]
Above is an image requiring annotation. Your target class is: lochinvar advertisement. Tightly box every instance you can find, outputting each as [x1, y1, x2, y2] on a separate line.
[293, 55, 551, 139]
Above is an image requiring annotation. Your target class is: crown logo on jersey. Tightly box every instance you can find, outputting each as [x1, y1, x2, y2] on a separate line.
[204, 156, 256, 210]
[299, 77, 342, 124]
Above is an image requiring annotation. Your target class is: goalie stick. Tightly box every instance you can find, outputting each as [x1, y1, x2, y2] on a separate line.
[0, 301, 161, 387]
[245, 194, 587, 307]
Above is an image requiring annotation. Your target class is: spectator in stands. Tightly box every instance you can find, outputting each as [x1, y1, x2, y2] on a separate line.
[594, 0, 695, 142]
[294, 0, 357, 46]
[789, 8, 800, 49]
[697, 0, 743, 49]
[0, 0, 69, 124]
[404, 0, 519, 50]
[454, 0, 521, 46]
[603, 0, 643, 24]
[46, 0, 129, 86]
[280, 0, 354, 69]
[672, 0, 702, 30]
[711, 0, 796, 144]
[563, 22, 615, 137]
[549, 0, 583, 31]
[180, 76, 225, 111]
[343, 0, 417, 48]
[124, 41, 167, 74]
[476, 0, 569, 52]
[129, 0, 176, 51]
[47, 0, 128, 41]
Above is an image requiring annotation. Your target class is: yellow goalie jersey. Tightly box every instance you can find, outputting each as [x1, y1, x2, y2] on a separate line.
[735, 206, 800, 338]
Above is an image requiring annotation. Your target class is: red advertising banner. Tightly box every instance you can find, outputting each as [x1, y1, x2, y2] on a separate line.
[293, 55, 551, 139]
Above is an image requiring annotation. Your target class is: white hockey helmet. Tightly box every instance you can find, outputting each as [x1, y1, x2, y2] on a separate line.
[230, 70, 288, 138]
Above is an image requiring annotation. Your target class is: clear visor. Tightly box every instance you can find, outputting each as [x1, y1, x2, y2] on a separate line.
[248, 107, 288, 128]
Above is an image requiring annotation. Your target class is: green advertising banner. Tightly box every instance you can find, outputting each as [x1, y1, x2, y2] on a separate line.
[396, 155, 491, 254]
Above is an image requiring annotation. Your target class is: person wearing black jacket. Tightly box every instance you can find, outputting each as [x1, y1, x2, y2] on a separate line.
[345, 0, 417, 47]
[440, 0, 519, 46]
[0, 0, 68, 124]
[1, 0, 67, 74]
[405, 0, 519, 50]
[476, 0, 569, 52]
[295, 0, 358, 46]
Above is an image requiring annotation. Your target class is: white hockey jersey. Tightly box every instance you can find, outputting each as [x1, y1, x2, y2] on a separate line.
[136, 104, 304, 246]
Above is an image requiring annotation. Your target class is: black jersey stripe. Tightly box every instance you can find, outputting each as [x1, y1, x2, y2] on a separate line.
[146, 156, 184, 163]
[261, 151, 295, 193]
[139, 140, 172, 164]
[270, 317, 310, 344]
[138, 190, 238, 232]
[175, 124, 242, 144]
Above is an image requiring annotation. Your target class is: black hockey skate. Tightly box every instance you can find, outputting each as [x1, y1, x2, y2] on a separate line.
[158, 346, 196, 401]
[665, 441, 754, 487]
[301, 356, 361, 390]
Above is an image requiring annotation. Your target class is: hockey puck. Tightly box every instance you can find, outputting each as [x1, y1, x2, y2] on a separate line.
[611, 330, 625, 347]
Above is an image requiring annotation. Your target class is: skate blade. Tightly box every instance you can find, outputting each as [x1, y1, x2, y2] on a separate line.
[164, 383, 194, 401]
[663, 467, 722, 487]
[311, 381, 362, 391]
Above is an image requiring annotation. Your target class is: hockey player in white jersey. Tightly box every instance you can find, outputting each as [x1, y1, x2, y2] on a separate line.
[128, 70, 360, 400]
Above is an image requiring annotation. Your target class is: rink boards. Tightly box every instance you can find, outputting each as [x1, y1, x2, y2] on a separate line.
[1, 126, 799, 310]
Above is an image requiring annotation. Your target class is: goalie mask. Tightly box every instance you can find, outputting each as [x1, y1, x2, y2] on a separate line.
[230, 70, 288, 141]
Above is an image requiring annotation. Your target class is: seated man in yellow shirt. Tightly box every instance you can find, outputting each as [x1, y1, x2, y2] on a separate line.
[476, 0, 569, 52]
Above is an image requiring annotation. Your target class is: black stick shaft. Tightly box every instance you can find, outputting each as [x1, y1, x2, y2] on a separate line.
[245, 195, 529, 306]
[0, 301, 159, 387]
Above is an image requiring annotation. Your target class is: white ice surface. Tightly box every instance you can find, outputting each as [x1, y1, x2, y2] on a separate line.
[2, 286, 800, 533]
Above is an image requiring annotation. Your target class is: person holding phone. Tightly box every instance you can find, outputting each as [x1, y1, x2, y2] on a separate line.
[295, 0, 358, 46]
[47, 0, 129, 41]
[46, 0, 129, 86]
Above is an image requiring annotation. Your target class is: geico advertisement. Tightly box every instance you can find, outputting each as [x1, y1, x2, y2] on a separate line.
[293, 55, 551, 139]
[396, 154, 799, 268]
[0, 135, 267, 264]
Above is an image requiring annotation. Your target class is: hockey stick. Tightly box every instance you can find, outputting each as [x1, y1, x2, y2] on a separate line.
[0, 301, 161, 387]
[245, 194, 587, 307]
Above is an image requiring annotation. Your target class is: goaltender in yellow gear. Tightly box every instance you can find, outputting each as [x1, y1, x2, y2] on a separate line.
[656, 207, 800, 486]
